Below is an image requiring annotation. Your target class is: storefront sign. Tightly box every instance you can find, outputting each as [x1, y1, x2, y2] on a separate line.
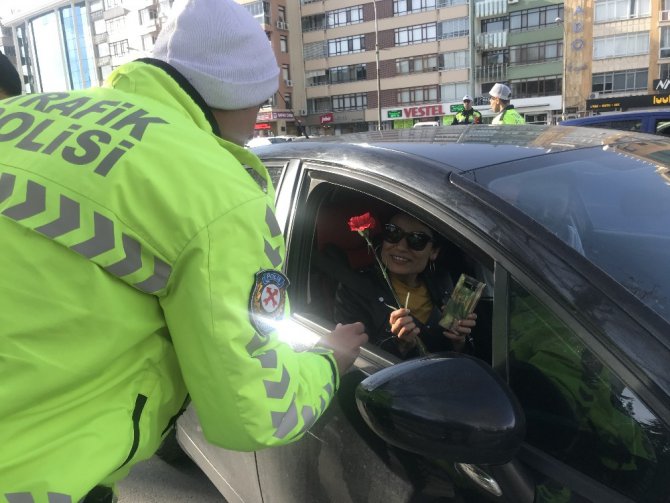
[254, 123, 271, 130]
[587, 93, 670, 110]
[450, 104, 464, 113]
[381, 103, 448, 120]
[320, 112, 334, 124]
[256, 111, 295, 122]
[653, 79, 670, 91]
[387, 109, 403, 119]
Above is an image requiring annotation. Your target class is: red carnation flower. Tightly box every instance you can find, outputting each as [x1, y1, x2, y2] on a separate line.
[347, 212, 376, 233]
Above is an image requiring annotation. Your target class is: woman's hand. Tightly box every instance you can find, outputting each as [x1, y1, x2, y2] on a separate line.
[389, 307, 420, 353]
[443, 312, 477, 352]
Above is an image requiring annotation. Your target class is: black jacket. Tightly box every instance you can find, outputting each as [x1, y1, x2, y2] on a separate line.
[333, 267, 461, 359]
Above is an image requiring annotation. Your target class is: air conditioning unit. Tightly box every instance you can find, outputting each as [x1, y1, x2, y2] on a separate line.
[276, 21, 288, 30]
[284, 79, 294, 87]
[298, 109, 308, 116]
[588, 92, 600, 99]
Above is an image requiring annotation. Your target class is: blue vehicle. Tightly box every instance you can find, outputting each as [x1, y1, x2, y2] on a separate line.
[560, 110, 670, 136]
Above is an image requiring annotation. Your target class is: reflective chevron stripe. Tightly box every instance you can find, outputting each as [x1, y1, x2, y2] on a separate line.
[263, 366, 289, 399]
[263, 204, 282, 267]
[271, 394, 298, 439]
[5, 494, 72, 503]
[0, 173, 172, 294]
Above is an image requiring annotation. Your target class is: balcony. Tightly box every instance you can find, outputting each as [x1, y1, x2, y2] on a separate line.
[103, 6, 126, 20]
[475, 63, 508, 82]
[476, 31, 508, 51]
[97, 55, 111, 66]
[93, 32, 108, 44]
[475, 0, 507, 18]
[90, 9, 104, 21]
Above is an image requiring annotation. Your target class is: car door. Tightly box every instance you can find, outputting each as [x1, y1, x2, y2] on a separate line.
[254, 159, 520, 503]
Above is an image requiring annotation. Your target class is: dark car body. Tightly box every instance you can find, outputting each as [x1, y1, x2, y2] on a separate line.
[560, 110, 670, 136]
[175, 125, 670, 503]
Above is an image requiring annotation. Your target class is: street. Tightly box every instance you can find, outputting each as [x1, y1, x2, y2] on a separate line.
[118, 456, 225, 502]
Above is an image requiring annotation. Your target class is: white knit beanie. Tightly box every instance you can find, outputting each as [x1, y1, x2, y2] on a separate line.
[152, 0, 280, 110]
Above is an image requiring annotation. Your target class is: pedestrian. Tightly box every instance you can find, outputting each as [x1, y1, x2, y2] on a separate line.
[0, 50, 22, 98]
[451, 95, 482, 125]
[489, 83, 525, 124]
[0, 0, 367, 501]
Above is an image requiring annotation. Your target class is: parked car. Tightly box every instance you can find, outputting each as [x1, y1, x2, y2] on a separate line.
[173, 125, 670, 503]
[560, 110, 670, 136]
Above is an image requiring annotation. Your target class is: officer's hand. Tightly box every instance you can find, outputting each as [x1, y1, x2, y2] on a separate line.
[317, 322, 367, 376]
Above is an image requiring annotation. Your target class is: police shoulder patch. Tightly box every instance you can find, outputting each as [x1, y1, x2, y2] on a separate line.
[249, 269, 290, 336]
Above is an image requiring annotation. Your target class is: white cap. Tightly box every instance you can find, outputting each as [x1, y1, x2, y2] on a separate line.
[489, 83, 512, 100]
[152, 0, 279, 110]
[462, 95, 472, 101]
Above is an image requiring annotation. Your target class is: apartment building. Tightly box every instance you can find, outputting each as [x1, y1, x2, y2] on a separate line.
[0, 0, 169, 93]
[3, 0, 670, 133]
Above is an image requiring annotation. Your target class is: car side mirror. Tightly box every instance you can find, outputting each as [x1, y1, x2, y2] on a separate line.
[355, 353, 525, 465]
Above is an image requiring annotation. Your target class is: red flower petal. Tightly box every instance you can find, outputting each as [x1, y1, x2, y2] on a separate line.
[348, 212, 377, 232]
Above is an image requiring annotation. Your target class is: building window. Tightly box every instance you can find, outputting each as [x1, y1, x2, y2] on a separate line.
[509, 40, 563, 65]
[142, 33, 156, 51]
[397, 85, 438, 104]
[280, 35, 288, 53]
[441, 82, 468, 101]
[283, 93, 292, 109]
[105, 16, 125, 33]
[394, 23, 437, 46]
[281, 64, 290, 81]
[332, 93, 367, 111]
[439, 17, 469, 38]
[109, 39, 129, 56]
[104, 0, 122, 8]
[440, 50, 469, 70]
[328, 35, 364, 56]
[302, 14, 325, 32]
[244, 1, 271, 25]
[278, 5, 286, 22]
[594, 0, 650, 22]
[592, 69, 648, 94]
[139, 7, 157, 25]
[481, 16, 508, 33]
[661, 26, 670, 58]
[396, 54, 438, 74]
[329, 64, 367, 84]
[660, 62, 670, 79]
[510, 76, 561, 98]
[593, 32, 649, 59]
[394, 0, 436, 16]
[327, 6, 363, 28]
[481, 49, 509, 65]
[509, 5, 564, 33]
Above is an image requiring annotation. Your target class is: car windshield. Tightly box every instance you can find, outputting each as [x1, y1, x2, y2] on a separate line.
[468, 146, 670, 323]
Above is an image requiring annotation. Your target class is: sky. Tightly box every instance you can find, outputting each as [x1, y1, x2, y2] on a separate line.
[0, 0, 49, 19]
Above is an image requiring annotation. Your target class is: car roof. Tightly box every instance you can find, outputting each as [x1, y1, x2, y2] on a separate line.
[253, 124, 670, 173]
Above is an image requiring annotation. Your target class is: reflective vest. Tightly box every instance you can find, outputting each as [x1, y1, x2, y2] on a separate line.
[452, 108, 482, 125]
[0, 60, 338, 501]
[492, 105, 526, 125]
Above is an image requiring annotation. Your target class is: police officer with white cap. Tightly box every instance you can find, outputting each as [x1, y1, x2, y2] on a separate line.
[451, 95, 482, 125]
[489, 83, 525, 125]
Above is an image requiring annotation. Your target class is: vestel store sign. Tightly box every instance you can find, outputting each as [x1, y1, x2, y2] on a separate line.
[383, 103, 448, 120]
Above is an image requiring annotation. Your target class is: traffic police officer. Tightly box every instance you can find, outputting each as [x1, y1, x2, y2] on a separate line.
[451, 95, 482, 125]
[489, 83, 526, 125]
[0, 0, 367, 501]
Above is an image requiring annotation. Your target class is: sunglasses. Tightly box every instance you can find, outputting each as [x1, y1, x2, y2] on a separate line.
[383, 223, 433, 251]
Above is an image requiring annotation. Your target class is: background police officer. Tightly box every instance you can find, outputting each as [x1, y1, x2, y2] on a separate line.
[489, 83, 526, 125]
[451, 95, 482, 125]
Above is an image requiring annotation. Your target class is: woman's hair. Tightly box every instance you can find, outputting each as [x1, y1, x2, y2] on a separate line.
[0, 52, 21, 97]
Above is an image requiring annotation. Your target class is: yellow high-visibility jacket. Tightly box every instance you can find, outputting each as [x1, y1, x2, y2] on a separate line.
[0, 59, 338, 502]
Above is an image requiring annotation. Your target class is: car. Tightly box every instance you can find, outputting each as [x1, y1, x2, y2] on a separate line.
[413, 120, 441, 128]
[560, 110, 670, 136]
[172, 124, 670, 502]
